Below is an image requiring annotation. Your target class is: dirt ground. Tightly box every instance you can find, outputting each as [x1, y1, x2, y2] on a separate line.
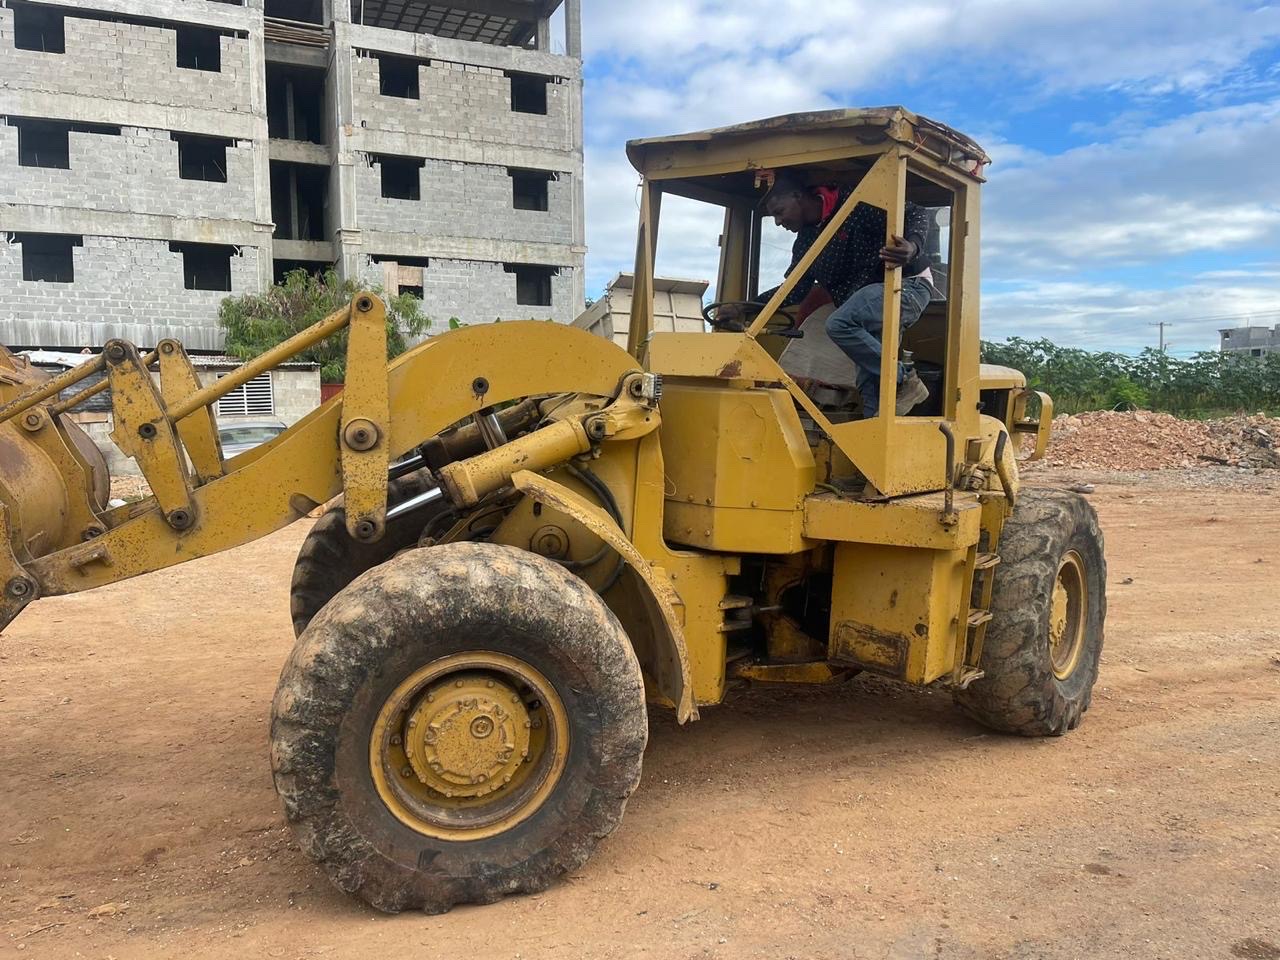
[2, 472, 1279, 960]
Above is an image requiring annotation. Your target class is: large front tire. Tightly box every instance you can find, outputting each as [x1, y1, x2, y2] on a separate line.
[955, 489, 1106, 736]
[270, 543, 648, 913]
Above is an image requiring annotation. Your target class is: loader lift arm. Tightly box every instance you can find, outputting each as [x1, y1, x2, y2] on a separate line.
[0, 297, 644, 631]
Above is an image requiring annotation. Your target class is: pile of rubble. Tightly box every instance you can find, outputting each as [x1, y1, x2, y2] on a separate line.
[1043, 410, 1280, 470]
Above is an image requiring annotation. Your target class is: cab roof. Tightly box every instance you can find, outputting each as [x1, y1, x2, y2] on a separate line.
[626, 106, 991, 182]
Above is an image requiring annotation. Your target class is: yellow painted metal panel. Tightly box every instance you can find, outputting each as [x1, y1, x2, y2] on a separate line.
[803, 491, 981, 550]
[659, 383, 815, 553]
[510, 469, 696, 724]
[830, 541, 969, 684]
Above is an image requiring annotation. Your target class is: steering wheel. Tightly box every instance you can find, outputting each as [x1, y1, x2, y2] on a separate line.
[703, 301, 801, 335]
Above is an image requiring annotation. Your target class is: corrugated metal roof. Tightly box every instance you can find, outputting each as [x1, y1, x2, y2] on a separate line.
[23, 351, 319, 371]
[352, 0, 558, 46]
[189, 354, 320, 370]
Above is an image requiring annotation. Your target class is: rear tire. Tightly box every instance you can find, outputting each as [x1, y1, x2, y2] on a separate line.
[289, 467, 447, 636]
[954, 489, 1106, 736]
[270, 542, 648, 913]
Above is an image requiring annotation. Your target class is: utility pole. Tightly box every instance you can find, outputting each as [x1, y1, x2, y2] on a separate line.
[1151, 321, 1172, 352]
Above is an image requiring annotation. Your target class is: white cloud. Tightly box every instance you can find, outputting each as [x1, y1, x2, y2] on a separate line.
[983, 100, 1280, 275]
[584, 0, 1280, 109]
[580, 2, 1280, 351]
[982, 278, 1280, 352]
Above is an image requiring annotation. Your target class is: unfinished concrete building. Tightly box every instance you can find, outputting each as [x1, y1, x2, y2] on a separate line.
[0, 0, 585, 352]
[1220, 324, 1280, 357]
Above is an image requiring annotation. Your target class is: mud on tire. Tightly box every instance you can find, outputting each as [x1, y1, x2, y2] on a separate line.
[270, 542, 648, 914]
[289, 467, 448, 637]
[954, 488, 1107, 737]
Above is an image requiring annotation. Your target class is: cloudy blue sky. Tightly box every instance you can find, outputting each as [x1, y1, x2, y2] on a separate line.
[573, 0, 1280, 354]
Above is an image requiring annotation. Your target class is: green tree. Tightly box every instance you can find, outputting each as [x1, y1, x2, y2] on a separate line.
[981, 337, 1280, 416]
[218, 269, 431, 383]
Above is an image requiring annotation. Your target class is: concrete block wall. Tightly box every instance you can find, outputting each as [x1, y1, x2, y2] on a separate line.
[0, 8, 255, 115]
[265, 367, 321, 424]
[354, 157, 573, 245]
[357, 255, 573, 326]
[0, 124, 257, 221]
[350, 53, 573, 153]
[0, 235, 259, 349]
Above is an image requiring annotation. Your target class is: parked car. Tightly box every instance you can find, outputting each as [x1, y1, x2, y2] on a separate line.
[218, 420, 287, 458]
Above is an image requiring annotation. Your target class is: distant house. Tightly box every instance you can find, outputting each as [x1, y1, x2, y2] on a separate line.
[1220, 324, 1280, 357]
[25, 351, 320, 478]
[573, 273, 709, 348]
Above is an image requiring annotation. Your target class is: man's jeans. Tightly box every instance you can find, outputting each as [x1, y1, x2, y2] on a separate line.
[825, 277, 933, 418]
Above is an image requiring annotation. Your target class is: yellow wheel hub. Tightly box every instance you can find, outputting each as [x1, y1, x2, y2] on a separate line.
[370, 652, 569, 841]
[404, 674, 531, 799]
[1049, 550, 1088, 681]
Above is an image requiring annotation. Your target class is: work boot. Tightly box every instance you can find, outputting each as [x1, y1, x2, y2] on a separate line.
[895, 370, 929, 415]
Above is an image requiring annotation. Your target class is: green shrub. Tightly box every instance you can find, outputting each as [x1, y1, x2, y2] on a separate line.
[218, 269, 432, 383]
[1107, 376, 1149, 410]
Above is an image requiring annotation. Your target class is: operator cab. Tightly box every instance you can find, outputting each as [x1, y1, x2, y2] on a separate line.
[624, 107, 993, 502]
[623, 107, 990, 424]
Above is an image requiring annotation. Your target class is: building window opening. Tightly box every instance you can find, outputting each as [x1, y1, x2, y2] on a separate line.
[216, 372, 275, 417]
[505, 264, 556, 307]
[173, 133, 231, 182]
[507, 71, 548, 114]
[15, 119, 70, 168]
[270, 161, 328, 240]
[510, 168, 555, 211]
[176, 25, 223, 71]
[378, 54, 420, 99]
[273, 259, 333, 284]
[12, 118, 122, 169]
[375, 155, 423, 201]
[14, 5, 65, 53]
[14, 233, 81, 283]
[170, 242, 236, 291]
[371, 254, 431, 267]
[265, 0, 323, 23]
[266, 64, 326, 143]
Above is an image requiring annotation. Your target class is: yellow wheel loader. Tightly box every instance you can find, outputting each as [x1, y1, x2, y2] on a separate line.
[0, 107, 1103, 914]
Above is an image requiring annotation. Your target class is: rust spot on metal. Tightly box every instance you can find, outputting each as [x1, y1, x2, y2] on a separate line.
[716, 360, 742, 379]
[831, 620, 909, 677]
